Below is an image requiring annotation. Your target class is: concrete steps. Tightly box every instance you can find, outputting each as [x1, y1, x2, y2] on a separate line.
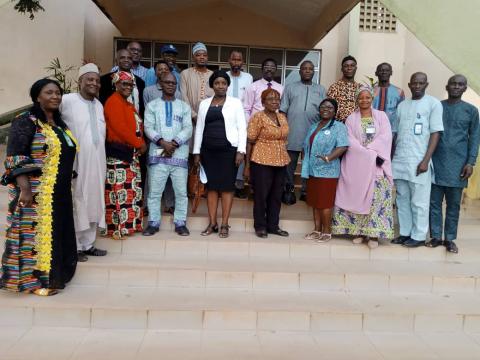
[2, 286, 480, 333]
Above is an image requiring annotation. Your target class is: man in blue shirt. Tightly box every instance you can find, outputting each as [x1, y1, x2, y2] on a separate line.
[391, 72, 443, 248]
[281, 60, 326, 203]
[145, 44, 182, 90]
[143, 73, 193, 236]
[427, 75, 480, 253]
[373, 62, 405, 128]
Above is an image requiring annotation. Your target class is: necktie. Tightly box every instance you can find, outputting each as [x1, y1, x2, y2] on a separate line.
[267, 82, 272, 88]
[87, 101, 100, 146]
[233, 76, 239, 98]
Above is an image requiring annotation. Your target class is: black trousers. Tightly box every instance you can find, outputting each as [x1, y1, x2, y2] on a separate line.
[251, 162, 286, 231]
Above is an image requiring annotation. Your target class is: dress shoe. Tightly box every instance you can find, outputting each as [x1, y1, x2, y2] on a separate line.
[391, 235, 410, 245]
[234, 188, 248, 199]
[268, 228, 289, 237]
[175, 225, 190, 236]
[142, 225, 159, 236]
[83, 247, 107, 256]
[402, 238, 425, 248]
[255, 230, 268, 238]
[77, 251, 88, 262]
[445, 241, 458, 253]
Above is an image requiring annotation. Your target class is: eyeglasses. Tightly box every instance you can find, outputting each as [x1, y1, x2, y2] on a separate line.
[128, 48, 142, 53]
[119, 81, 134, 87]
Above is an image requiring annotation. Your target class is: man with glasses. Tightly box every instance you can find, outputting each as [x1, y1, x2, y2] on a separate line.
[143, 73, 193, 236]
[112, 41, 148, 82]
[243, 58, 284, 121]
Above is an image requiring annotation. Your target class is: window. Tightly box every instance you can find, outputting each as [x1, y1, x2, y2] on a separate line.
[114, 38, 322, 85]
[359, 0, 397, 32]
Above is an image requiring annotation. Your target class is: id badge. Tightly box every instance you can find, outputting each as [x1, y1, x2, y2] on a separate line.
[154, 148, 164, 157]
[366, 125, 376, 135]
[414, 123, 423, 135]
[63, 132, 75, 147]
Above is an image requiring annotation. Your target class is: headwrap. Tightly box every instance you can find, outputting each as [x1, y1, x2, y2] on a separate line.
[192, 42, 207, 55]
[112, 71, 135, 84]
[209, 69, 231, 88]
[356, 84, 374, 99]
[78, 63, 99, 79]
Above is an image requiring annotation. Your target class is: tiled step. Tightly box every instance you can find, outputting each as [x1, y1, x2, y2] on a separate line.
[93, 229, 480, 264]
[1, 287, 480, 332]
[5, 327, 480, 360]
[71, 253, 480, 293]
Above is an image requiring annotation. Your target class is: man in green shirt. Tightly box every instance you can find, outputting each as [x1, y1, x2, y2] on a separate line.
[427, 75, 480, 253]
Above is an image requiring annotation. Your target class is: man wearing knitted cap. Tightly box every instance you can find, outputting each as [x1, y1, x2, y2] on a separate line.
[60, 63, 108, 262]
[180, 42, 214, 127]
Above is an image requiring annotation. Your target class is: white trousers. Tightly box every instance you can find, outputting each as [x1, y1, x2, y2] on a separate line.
[76, 222, 98, 251]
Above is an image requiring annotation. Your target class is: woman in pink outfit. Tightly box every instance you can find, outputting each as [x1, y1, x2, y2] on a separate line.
[332, 86, 394, 248]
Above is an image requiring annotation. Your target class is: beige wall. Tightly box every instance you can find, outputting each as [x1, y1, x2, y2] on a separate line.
[84, 1, 121, 74]
[315, 4, 480, 108]
[0, 0, 119, 114]
[0, 0, 84, 113]
[128, 1, 307, 49]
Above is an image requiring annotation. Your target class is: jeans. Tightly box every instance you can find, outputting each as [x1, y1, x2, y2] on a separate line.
[429, 184, 463, 241]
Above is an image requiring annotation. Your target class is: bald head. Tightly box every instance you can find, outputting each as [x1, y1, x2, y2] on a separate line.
[116, 49, 133, 71]
[446, 74, 467, 101]
[408, 72, 428, 100]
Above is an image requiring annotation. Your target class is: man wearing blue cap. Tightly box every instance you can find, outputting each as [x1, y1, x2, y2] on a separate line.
[145, 44, 182, 89]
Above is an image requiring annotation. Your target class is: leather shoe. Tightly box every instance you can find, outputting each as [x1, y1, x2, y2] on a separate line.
[391, 235, 410, 245]
[77, 251, 88, 262]
[255, 230, 268, 238]
[445, 241, 458, 253]
[402, 238, 425, 248]
[268, 228, 289, 237]
[142, 225, 159, 236]
[175, 225, 190, 236]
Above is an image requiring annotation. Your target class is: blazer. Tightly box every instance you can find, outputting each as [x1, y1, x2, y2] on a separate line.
[193, 95, 247, 154]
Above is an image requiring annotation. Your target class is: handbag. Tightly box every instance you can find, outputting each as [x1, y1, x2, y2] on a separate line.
[188, 165, 205, 213]
[282, 184, 297, 205]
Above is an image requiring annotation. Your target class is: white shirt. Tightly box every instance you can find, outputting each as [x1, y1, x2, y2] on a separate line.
[193, 96, 247, 154]
[60, 93, 107, 231]
[227, 71, 253, 102]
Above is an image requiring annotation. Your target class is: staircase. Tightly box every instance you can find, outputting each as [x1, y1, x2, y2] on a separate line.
[2, 189, 480, 358]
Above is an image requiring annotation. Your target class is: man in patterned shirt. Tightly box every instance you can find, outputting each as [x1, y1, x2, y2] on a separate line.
[327, 55, 360, 122]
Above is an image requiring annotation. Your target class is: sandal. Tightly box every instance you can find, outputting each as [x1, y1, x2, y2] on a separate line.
[33, 288, 58, 296]
[316, 233, 332, 243]
[305, 231, 322, 241]
[219, 224, 230, 238]
[352, 236, 365, 245]
[201, 223, 218, 236]
[425, 238, 444, 248]
[445, 241, 458, 254]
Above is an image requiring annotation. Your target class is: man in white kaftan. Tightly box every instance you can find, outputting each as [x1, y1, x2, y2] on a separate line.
[60, 63, 108, 262]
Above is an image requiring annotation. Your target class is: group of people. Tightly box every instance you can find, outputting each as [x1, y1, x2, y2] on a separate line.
[1, 40, 478, 296]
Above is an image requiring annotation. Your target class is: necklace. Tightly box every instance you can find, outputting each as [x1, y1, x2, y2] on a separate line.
[211, 97, 226, 107]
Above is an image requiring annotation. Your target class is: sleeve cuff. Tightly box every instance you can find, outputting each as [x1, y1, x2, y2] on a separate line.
[173, 136, 186, 146]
